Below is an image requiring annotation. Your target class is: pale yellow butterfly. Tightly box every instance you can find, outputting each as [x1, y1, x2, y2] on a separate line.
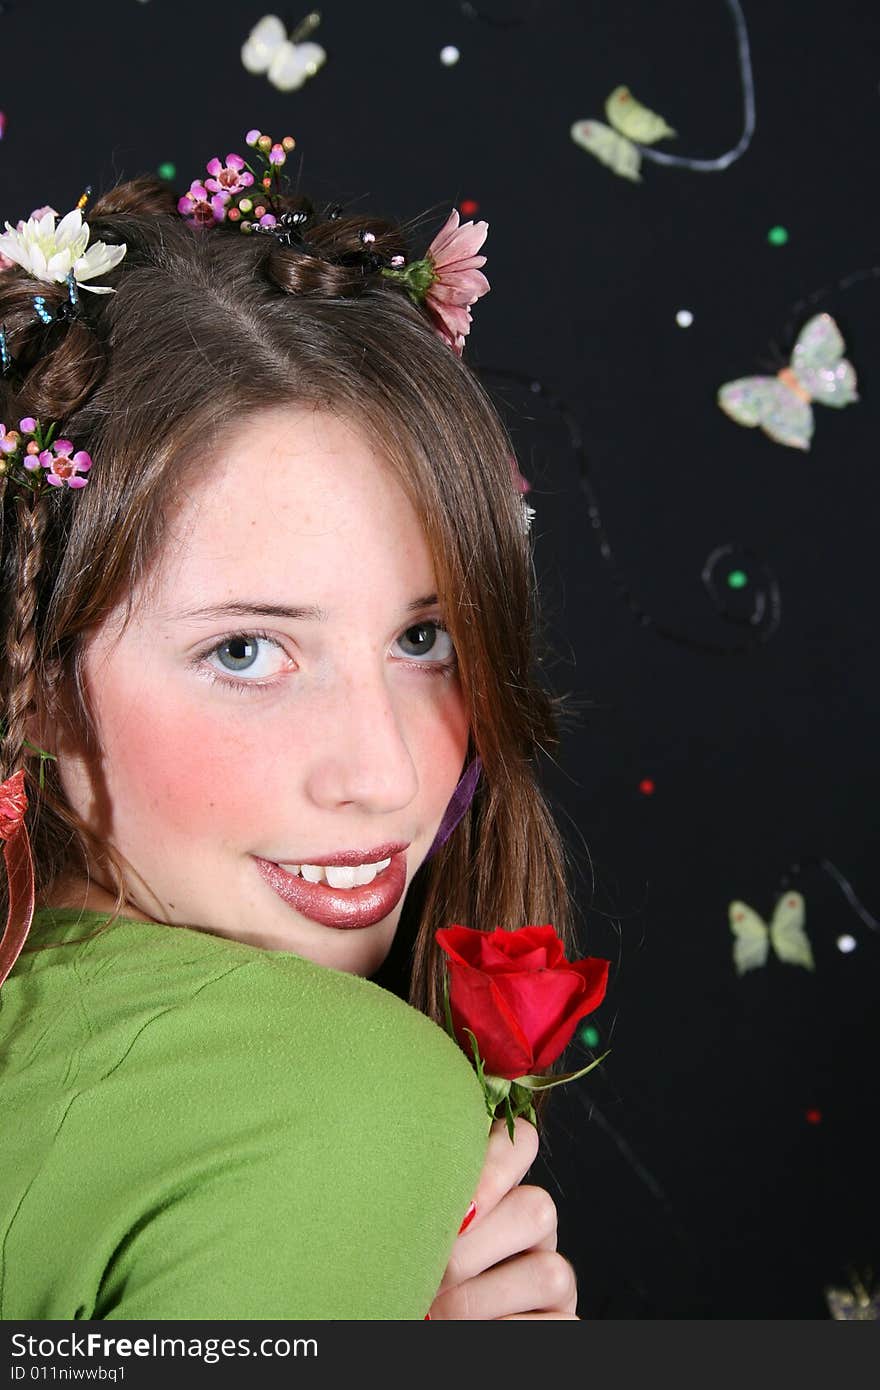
[728, 892, 814, 975]
[605, 86, 677, 143]
[571, 86, 675, 182]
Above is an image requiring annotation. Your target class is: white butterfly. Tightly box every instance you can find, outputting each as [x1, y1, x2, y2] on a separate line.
[242, 14, 327, 93]
[729, 892, 814, 976]
[718, 313, 858, 451]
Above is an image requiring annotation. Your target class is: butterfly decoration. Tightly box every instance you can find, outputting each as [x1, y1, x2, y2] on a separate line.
[824, 1270, 880, 1321]
[728, 892, 814, 975]
[241, 12, 327, 92]
[718, 313, 858, 451]
[570, 85, 676, 183]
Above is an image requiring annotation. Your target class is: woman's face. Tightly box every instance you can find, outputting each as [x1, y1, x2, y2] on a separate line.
[54, 404, 471, 976]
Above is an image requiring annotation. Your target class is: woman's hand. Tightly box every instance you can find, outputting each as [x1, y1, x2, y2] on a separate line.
[426, 1116, 579, 1319]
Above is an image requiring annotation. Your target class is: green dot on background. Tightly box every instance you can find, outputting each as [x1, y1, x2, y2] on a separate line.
[157, 162, 177, 181]
[727, 569, 748, 589]
[767, 225, 789, 246]
[580, 1024, 600, 1048]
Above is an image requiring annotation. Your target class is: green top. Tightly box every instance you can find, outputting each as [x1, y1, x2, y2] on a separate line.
[0, 907, 490, 1320]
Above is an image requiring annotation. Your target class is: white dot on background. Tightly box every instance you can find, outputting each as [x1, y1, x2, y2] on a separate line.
[836, 933, 857, 953]
[675, 309, 694, 327]
[440, 45, 461, 66]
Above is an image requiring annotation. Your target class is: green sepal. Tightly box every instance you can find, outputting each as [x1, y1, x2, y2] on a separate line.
[462, 1027, 511, 1120]
[507, 1081, 537, 1132]
[441, 965, 455, 1043]
[380, 257, 437, 305]
[513, 1051, 611, 1091]
[509, 1081, 536, 1111]
[503, 1091, 516, 1142]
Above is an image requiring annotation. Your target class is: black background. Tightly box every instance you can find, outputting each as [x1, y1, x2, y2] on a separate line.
[1, 0, 877, 1318]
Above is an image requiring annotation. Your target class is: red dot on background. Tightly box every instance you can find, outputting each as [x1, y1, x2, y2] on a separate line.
[639, 779, 655, 796]
[805, 1108, 822, 1125]
[459, 199, 479, 216]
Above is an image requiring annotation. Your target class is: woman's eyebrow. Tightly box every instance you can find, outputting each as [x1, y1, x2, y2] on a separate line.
[171, 594, 440, 623]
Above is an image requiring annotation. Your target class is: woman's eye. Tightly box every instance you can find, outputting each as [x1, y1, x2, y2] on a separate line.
[196, 620, 456, 693]
[205, 633, 289, 682]
[395, 620, 457, 668]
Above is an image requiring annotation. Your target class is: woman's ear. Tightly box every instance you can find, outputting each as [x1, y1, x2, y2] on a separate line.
[25, 678, 86, 774]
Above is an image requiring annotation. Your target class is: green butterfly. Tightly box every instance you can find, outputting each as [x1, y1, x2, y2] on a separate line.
[728, 892, 814, 975]
[570, 85, 675, 183]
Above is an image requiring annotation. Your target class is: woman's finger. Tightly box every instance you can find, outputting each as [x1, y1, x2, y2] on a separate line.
[436, 1183, 557, 1293]
[430, 1249, 578, 1321]
[455, 1115, 539, 1235]
[497, 1312, 580, 1320]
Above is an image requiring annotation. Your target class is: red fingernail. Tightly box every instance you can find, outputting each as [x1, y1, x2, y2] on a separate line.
[458, 1200, 477, 1234]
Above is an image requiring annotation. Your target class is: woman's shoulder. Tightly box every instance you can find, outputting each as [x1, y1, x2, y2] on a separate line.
[11, 905, 481, 1100]
[1, 907, 490, 1319]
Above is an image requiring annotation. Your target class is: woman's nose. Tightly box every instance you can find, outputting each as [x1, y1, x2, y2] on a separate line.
[303, 667, 420, 814]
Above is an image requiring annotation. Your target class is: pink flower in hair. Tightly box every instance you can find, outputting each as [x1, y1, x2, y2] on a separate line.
[423, 209, 490, 357]
[0, 252, 14, 272]
[381, 208, 490, 357]
[0, 423, 20, 454]
[22, 206, 58, 225]
[508, 454, 532, 495]
[204, 154, 255, 197]
[178, 180, 229, 227]
[38, 440, 92, 489]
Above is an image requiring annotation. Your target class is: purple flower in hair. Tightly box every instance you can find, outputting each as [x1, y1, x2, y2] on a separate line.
[205, 154, 255, 197]
[178, 180, 229, 227]
[38, 439, 92, 489]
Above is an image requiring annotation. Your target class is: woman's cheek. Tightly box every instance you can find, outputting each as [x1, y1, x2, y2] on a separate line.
[101, 688, 283, 835]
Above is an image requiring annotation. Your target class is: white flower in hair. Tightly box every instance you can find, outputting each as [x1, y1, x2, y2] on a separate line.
[0, 208, 126, 294]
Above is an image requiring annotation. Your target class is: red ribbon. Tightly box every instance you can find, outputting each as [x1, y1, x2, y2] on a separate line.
[0, 770, 36, 989]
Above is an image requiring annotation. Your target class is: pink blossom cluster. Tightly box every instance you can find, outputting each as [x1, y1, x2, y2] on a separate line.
[0, 419, 92, 489]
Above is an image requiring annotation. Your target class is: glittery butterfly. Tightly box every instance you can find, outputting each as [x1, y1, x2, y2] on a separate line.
[728, 892, 814, 975]
[718, 313, 858, 451]
[570, 86, 676, 183]
[241, 13, 327, 92]
[824, 1270, 880, 1321]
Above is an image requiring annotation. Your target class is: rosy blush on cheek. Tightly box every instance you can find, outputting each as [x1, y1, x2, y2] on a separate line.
[98, 693, 277, 844]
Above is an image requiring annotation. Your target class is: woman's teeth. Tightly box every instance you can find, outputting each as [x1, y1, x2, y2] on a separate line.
[275, 857, 393, 889]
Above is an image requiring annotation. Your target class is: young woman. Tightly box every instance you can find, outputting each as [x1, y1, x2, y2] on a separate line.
[0, 148, 580, 1320]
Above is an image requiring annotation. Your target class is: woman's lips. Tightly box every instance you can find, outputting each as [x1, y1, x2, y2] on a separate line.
[253, 850, 408, 929]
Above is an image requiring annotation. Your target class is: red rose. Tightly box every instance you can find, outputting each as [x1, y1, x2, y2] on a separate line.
[435, 924, 610, 1081]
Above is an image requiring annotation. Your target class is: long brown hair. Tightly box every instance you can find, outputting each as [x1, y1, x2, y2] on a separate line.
[0, 177, 578, 1113]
